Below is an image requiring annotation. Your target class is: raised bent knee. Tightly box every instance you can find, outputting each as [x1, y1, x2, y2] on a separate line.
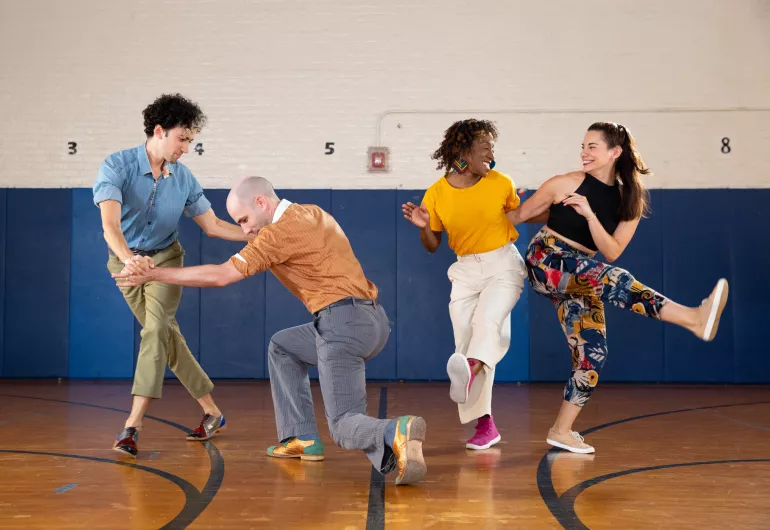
[267, 337, 287, 358]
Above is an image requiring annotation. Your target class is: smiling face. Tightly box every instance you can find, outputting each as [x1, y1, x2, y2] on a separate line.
[463, 133, 496, 177]
[580, 129, 621, 174]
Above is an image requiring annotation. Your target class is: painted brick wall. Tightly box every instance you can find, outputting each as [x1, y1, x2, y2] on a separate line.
[1, 0, 768, 190]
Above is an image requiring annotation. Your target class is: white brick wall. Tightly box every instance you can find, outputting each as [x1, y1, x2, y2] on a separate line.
[0, 0, 768, 189]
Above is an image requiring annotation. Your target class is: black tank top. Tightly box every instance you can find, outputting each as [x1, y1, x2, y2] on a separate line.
[546, 173, 621, 251]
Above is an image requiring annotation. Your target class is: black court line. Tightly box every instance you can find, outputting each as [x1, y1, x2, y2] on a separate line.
[559, 458, 770, 516]
[0, 449, 202, 522]
[0, 393, 225, 529]
[366, 386, 388, 530]
[537, 399, 770, 530]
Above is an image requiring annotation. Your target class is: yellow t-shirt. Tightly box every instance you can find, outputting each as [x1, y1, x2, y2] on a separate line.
[422, 169, 521, 256]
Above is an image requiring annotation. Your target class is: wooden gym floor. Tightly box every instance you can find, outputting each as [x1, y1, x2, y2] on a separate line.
[0, 380, 768, 529]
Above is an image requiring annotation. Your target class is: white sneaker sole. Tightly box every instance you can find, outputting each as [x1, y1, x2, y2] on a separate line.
[447, 353, 471, 404]
[466, 434, 501, 450]
[702, 278, 728, 342]
[546, 438, 595, 454]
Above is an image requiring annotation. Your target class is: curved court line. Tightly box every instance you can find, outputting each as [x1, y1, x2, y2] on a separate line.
[0, 449, 202, 524]
[0, 393, 225, 529]
[537, 399, 770, 530]
[559, 458, 770, 516]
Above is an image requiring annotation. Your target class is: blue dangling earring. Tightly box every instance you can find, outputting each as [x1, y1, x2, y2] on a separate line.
[489, 159, 496, 169]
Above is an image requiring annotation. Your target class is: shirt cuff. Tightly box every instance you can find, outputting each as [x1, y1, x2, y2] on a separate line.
[93, 183, 123, 206]
[184, 194, 212, 218]
[229, 253, 250, 277]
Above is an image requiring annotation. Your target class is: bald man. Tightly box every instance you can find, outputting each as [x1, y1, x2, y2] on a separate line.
[114, 177, 428, 486]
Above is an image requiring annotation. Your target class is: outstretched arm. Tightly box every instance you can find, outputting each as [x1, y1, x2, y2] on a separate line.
[194, 209, 251, 242]
[527, 210, 550, 224]
[506, 177, 559, 226]
[114, 260, 245, 288]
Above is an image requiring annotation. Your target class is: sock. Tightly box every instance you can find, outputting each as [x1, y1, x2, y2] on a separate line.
[468, 359, 479, 383]
[280, 433, 320, 443]
[384, 419, 398, 448]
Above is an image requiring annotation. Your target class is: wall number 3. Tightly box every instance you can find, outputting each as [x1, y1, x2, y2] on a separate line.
[325, 142, 335, 155]
[68, 142, 77, 155]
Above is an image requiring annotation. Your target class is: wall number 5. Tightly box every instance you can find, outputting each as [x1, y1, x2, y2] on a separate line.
[325, 142, 335, 155]
[68, 142, 77, 155]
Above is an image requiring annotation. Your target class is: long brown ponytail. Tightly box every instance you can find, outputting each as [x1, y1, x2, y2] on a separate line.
[588, 122, 651, 220]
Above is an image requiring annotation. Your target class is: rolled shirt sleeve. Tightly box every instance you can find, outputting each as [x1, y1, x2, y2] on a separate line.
[93, 161, 125, 206]
[229, 228, 290, 278]
[184, 176, 212, 218]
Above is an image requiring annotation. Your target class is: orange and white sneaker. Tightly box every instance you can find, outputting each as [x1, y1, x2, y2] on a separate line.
[267, 438, 325, 461]
[546, 428, 595, 454]
[392, 416, 427, 485]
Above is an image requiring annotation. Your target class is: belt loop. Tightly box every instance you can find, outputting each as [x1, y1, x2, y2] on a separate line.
[352, 298, 358, 308]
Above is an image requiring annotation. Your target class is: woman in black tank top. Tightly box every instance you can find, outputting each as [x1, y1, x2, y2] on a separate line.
[505, 122, 729, 454]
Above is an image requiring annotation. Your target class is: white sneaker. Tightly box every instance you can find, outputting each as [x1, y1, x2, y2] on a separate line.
[695, 278, 729, 342]
[446, 353, 472, 404]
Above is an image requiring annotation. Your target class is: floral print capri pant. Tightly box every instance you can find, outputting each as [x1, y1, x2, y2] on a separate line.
[526, 228, 668, 406]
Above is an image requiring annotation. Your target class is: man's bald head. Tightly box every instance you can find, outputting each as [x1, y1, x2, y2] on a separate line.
[226, 176, 281, 236]
[227, 176, 279, 210]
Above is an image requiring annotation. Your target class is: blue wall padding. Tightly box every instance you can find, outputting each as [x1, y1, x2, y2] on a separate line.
[0, 187, 763, 384]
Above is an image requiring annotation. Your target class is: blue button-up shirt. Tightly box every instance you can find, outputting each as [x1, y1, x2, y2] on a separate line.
[93, 144, 211, 251]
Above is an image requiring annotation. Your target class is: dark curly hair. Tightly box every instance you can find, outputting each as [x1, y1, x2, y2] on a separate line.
[431, 119, 499, 172]
[142, 93, 207, 137]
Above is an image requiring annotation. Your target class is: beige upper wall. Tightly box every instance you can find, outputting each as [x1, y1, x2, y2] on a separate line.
[1, 0, 768, 189]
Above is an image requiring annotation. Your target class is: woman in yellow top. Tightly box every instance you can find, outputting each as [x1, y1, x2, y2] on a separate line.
[402, 119, 537, 450]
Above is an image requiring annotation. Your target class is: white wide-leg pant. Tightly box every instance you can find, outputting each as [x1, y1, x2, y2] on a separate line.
[447, 242, 526, 424]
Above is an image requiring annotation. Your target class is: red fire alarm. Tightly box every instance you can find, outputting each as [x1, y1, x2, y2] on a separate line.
[368, 146, 390, 172]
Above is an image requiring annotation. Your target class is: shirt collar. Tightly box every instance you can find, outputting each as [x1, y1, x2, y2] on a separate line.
[272, 199, 292, 222]
[138, 143, 174, 178]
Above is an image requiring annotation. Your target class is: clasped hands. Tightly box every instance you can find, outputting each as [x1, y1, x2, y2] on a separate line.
[112, 254, 155, 287]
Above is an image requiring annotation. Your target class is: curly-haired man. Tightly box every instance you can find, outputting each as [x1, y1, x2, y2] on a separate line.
[93, 93, 247, 457]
